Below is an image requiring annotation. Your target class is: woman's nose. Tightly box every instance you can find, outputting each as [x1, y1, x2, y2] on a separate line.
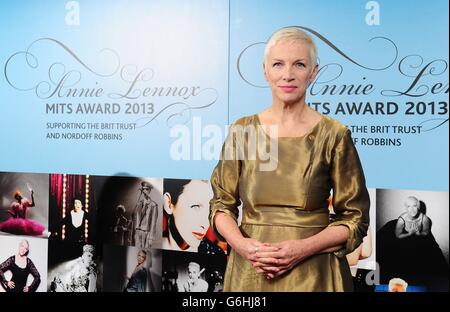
[281, 65, 294, 80]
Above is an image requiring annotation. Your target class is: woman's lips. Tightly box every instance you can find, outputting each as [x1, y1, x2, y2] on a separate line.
[192, 231, 206, 240]
[279, 86, 297, 92]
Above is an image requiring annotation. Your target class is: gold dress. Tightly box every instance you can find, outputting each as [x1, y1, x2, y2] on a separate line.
[209, 115, 370, 292]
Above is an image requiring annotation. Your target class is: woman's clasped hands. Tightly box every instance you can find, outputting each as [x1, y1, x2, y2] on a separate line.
[236, 238, 312, 280]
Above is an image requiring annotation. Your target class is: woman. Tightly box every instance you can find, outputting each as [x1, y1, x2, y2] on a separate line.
[209, 27, 370, 291]
[62, 199, 89, 243]
[395, 196, 430, 239]
[177, 262, 208, 292]
[163, 179, 220, 253]
[123, 249, 152, 292]
[0, 240, 41, 292]
[0, 190, 45, 236]
[50, 244, 97, 292]
[377, 196, 448, 290]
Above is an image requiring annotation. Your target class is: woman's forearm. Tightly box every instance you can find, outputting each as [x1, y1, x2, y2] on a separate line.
[302, 225, 349, 257]
[396, 232, 412, 239]
[214, 212, 244, 249]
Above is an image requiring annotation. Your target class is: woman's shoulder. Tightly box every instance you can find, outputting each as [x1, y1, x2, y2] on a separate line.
[398, 212, 409, 221]
[320, 116, 349, 138]
[230, 115, 258, 127]
[10, 201, 20, 209]
[138, 267, 148, 274]
[313, 115, 351, 149]
[26, 257, 36, 266]
[421, 213, 431, 223]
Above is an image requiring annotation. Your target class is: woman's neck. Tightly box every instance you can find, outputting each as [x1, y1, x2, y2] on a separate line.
[406, 212, 421, 220]
[270, 99, 309, 124]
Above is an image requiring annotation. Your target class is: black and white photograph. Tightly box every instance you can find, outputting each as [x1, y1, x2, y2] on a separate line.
[162, 250, 227, 292]
[47, 241, 102, 292]
[162, 179, 227, 255]
[103, 245, 162, 292]
[0, 235, 48, 292]
[49, 174, 99, 244]
[376, 189, 449, 291]
[96, 176, 163, 249]
[0, 172, 48, 237]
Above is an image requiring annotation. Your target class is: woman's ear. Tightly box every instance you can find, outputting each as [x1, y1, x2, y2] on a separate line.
[163, 192, 173, 215]
[309, 63, 319, 83]
[263, 63, 268, 81]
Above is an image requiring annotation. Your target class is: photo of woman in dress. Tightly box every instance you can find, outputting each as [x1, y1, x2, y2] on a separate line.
[48, 244, 98, 292]
[123, 249, 154, 292]
[0, 239, 41, 292]
[377, 190, 449, 291]
[102, 245, 162, 292]
[49, 174, 97, 244]
[0, 189, 45, 236]
[62, 199, 91, 243]
[0, 172, 48, 237]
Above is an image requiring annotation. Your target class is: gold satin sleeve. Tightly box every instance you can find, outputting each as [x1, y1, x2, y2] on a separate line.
[328, 129, 370, 258]
[209, 123, 242, 241]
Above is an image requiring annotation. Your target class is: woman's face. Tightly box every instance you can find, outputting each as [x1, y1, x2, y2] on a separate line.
[82, 251, 93, 265]
[188, 265, 200, 281]
[137, 252, 146, 265]
[405, 198, 419, 217]
[264, 39, 317, 106]
[18, 241, 29, 256]
[74, 200, 82, 212]
[171, 180, 213, 249]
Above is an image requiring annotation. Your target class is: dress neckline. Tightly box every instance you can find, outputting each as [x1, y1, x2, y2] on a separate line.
[254, 114, 327, 139]
[13, 256, 27, 269]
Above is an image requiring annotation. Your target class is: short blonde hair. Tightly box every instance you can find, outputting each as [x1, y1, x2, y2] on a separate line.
[405, 196, 419, 206]
[264, 27, 318, 68]
[188, 262, 201, 272]
[388, 278, 408, 292]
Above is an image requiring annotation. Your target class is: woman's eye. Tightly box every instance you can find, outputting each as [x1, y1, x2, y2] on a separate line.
[190, 204, 201, 209]
[273, 62, 282, 67]
[296, 63, 305, 67]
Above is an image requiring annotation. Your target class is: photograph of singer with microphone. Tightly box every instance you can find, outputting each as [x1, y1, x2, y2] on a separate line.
[209, 27, 370, 291]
